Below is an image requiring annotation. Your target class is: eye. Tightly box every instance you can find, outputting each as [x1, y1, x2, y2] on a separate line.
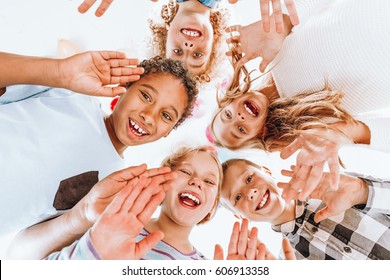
[180, 169, 191, 176]
[162, 112, 173, 122]
[238, 126, 245, 134]
[173, 49, 183, 55]
[235, 193, 242, 204]
[204, 179, 216, 186]
[224, 110, 232, 119]
[140, 90, 152, 102]
[193, 52, 203, 58]
[246, 174, 253, 184]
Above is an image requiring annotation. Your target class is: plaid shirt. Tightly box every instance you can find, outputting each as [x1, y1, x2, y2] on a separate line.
[177, 0, 221, 9]
[272, 173, 390, 260]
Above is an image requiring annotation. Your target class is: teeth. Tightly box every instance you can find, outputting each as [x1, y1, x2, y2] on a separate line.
[244, 103, 256, 117]
[258, 193, 269, 209]
[180, 193, 200, 206]
[182, 29, 200, 37]
[130, 119, 148, 136]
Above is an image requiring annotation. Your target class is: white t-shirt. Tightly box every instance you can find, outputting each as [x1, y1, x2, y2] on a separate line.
[270, 0, 390, 152]
[0, 85, 125, 235]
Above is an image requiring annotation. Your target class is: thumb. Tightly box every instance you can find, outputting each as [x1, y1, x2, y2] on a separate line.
[136, 230, 164, 259]
[314, 206, 332, 223]
[259, 59, 270, 73]
[112, 164, 148, 181]
[213, 244, 224, 260]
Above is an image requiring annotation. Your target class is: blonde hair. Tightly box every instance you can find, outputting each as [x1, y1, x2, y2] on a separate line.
[211, 47, 358, 152]
[161, 145, 223, 224]
[148, 0, 229, 84]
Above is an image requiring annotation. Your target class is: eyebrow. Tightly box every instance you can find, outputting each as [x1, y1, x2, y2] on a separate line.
[140, 84, 179, 119]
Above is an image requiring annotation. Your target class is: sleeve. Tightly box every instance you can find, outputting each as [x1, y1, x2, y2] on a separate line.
[347, 172, 390, 215]
[355, 111, 390, 153]
[45, 230, 101, 260]
[0, 85, 52, 105]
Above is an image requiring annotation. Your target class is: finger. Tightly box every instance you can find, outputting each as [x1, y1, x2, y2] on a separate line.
[111, 67, 144, 76]
[256, 243, 266, 260]
[284, 0, 300, 25]
[328, 155, 340, 190]
[289, 165, 311, 191]
[282, 185, 300, 202]
[95, 0, 113, 17]
[146, 171, 178, 192]
[99, 51, 134, 61]
[102, 183, 134, 215]
[226, 36, 241, 45]
[280, 136, 302, 159]
[228, 0, 239, 4]
[110, 75, 141, 85]
[120, 176, 148, 212]
[277, 181, 290, 189]
[298, 162, 325, 201]
[130, 178, 163, 215]
[260, 0, 271, 32]
[246, 227, 258, 259]
[281, 169, 294, 178]
[78, 0, 97, 14]
[225, 25, 242, 33]
[137, 191, 165, 224]
[228, 222, 240, 254]
[259, 58, 270, 73]
[237, 219, 249, 255]
[136, 230, 164, 259]
[110, 164, 147, 181]
[271, 0, 284, 33]
[314, 205, 333, 223]
[282, 238, 296, 260]
[141, 166, 172, 179]
[213, 244, 225, 260]
[109, 58, 140, 68]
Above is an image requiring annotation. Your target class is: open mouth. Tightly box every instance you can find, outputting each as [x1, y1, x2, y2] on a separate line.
[178, 192, 201, 208]
[255, 189, 270, 211]
[128, 118, 150, 137]
[181, 28, 202, 38]
[244, 101, 259, 117]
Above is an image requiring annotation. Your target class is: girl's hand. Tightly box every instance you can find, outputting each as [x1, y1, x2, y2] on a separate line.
[225, 14, 292, 72]
[59, 51, 144, 97]
[259, 0, 299, 33]
[90, 176, 165, 259]
[78, 0, 113, 17]
[279, 129, 351, 202]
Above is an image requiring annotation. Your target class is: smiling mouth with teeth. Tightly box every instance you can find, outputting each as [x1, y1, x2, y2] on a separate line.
[179, 192, 201, 208]
[128, 119, 150, 137]
[181, 28, 202, 38]
[255, 189, 270, 211]
[244, 101, 259, 117]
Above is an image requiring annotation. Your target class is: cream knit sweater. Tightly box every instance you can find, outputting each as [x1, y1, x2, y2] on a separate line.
[270, 0, 390, 152]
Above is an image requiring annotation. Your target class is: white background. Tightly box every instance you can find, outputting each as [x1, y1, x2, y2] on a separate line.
[1, 0, 390, 260]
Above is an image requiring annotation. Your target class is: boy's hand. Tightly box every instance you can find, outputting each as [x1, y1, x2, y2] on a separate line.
[59, 51, 144, 97]
[78, 0, 113, 17]
[90, 176, 165, 259]
[259, 1, 299, 33]
[225, 14, 291, 72]
[280, 169, 369, 223]
[214, 219, 260, 260]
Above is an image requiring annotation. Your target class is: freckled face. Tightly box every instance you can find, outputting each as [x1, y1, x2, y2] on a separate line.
[110, 73, 188, 147]
[222, 161, 285, 223]
[166, 11, 214, 77]
[161, 151, 220, 227]
[212, 91, 269, 149]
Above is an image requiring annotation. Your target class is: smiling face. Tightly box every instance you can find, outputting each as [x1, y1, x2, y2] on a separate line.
[109, 73, 188, 150]
[212, 91, 269, 149]
[161, 151, 220, 227]
[165, 8, 214, 77]
[221, 160, 287, 224]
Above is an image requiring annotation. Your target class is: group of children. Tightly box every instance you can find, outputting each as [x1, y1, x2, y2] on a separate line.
[1, 0, 390, 260]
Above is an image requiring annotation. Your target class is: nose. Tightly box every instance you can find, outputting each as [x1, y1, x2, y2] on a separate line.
[245, 188, 258, 201]
[237, 112, 245, 121]
[189, 177, 203, 189]
[139, 109, 155, 127]
[183, 41, 194, 49]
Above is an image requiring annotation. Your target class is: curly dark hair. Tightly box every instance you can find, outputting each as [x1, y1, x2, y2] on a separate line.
[148, 0, 230, 84]
[126, 56, 198, 129]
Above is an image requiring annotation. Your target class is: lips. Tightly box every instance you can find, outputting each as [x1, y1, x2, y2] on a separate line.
[244, 101, 259, 117]
[181, 28, 202, 38]
[178, 192, 201, 209]
[255, 189, 270, 211]
[128, 118, 150, 138]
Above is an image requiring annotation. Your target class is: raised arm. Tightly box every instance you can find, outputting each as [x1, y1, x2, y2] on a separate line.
[0, 51, 143, 97]
[6, 164, 176, 259]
